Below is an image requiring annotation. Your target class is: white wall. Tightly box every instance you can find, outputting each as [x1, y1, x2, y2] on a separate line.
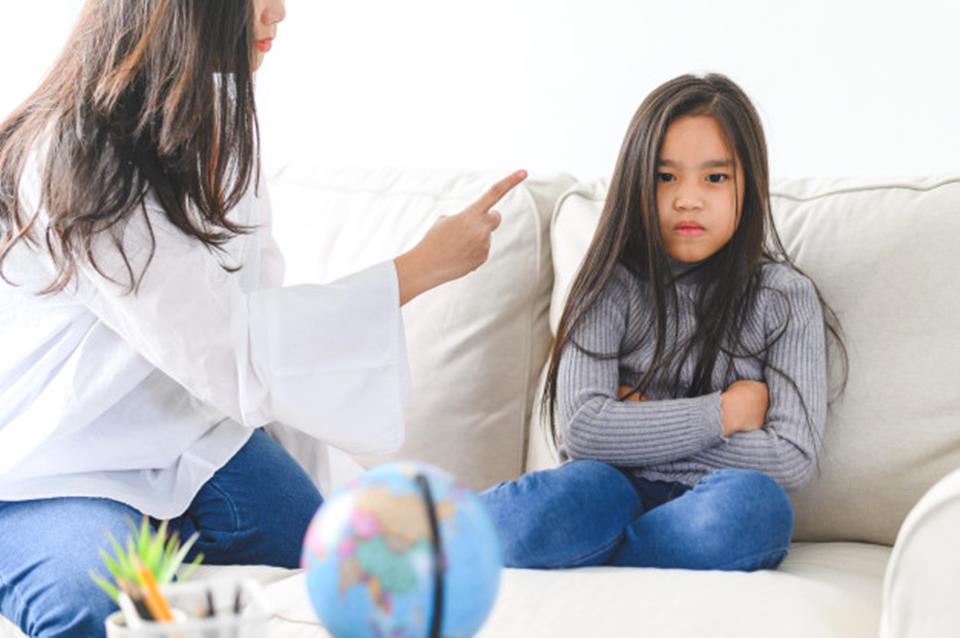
[4, 1, 958, 180]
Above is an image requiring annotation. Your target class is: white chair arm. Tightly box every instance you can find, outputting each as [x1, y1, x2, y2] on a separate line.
[881, 467, 960, 638]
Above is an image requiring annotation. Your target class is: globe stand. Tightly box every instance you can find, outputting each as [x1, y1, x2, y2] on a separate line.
[416, 473, 445, 638]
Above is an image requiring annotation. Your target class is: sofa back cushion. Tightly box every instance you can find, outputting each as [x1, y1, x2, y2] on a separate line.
[532, 174, 960, 546]
[268, 166, 573, 491]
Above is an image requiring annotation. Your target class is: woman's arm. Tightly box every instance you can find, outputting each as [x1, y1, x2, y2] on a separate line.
[67, 169, 525, 454]
[394, 170, 526, 306]
[255, 182, 286, 289]
[65, 190, 407, 456]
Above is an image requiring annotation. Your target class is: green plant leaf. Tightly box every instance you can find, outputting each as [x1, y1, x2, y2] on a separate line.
[178, 552, 204, 581]
[158, 532, 200, 584]
[97, 548, 122, 580]
[135, 517, 150, 558]
[89, 570, 119, 603]
[107, 533, 136, 582]
[144, 520, 166, 574]
[161, 532, 178, 568]
[92, 517, 205, 603]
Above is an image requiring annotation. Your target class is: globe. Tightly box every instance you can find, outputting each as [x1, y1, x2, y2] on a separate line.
[301, 462, 503, 638]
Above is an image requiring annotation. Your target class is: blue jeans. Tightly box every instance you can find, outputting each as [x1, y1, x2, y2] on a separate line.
[0, 429, 322, 638]
[480, 460, 794, 570]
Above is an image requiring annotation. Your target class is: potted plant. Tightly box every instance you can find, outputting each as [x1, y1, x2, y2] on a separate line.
[90, 517, 203, 633]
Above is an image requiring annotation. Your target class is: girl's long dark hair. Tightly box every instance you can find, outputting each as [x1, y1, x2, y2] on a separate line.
[0, 0, 259, 293]
[542, 73, 848, 457]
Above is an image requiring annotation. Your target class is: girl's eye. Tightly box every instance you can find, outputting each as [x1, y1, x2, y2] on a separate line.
[656, 172, 675, 183]
[707, 174, 729, 184]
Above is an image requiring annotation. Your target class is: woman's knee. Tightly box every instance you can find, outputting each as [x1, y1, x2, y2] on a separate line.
[12, 574, 117, 638]
[0, 498, 136, 637]
[183, 430, 323, 568]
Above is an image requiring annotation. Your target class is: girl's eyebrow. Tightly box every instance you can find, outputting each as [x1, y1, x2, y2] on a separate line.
[657, 158, 734, 169]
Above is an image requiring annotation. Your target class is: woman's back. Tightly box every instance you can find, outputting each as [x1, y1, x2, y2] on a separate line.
[0, 164, 268, 517]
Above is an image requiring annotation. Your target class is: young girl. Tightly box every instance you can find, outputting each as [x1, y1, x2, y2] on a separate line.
[481, 73, 846, 571]
[0, 1, 521, 635]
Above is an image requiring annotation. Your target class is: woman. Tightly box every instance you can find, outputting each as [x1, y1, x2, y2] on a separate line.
[0, 1, 525, 635]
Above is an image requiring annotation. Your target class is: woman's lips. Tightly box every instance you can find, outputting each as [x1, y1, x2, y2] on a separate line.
[256, 38, 273, 53]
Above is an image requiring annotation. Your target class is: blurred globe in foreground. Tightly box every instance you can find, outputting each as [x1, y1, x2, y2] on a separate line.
[302, 462, 502, 638]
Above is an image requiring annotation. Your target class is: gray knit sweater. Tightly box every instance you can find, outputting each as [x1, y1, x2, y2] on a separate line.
[557, 260, 827, 492]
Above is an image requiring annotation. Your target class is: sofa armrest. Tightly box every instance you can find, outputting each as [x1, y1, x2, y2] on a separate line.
[524, 363, 562, 473]
[526, 412, 561, 473]
[881, 467, 960, 637]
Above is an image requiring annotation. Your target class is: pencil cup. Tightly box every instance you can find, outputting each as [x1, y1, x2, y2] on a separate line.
[105, 577, 272, 638]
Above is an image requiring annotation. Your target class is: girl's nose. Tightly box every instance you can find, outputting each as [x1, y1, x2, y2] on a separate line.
[675, 196, 703, 211]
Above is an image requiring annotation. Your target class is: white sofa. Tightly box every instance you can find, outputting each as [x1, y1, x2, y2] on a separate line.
[4, 167, 959, 638]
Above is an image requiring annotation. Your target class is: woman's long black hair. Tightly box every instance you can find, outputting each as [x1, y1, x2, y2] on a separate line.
[542, 73, 848, 457]
[0, 0, 260, 293]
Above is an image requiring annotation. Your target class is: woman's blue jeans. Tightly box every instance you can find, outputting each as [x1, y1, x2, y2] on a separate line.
[480, 460, 794, 570]
[0, 429, 323, 638]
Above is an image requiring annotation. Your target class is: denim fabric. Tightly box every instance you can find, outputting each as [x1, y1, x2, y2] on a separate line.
[480, 460, 794, 571]
[0, 429, 322, 638]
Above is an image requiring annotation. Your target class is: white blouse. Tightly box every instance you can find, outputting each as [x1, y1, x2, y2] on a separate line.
[0, 166, 409, 518]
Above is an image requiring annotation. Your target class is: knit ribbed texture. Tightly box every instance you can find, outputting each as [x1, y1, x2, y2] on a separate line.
[557, 260, 827, 492]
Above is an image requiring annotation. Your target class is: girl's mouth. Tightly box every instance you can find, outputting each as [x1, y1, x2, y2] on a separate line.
[256, 38, 273, 53]
[675, 223, 705, 236]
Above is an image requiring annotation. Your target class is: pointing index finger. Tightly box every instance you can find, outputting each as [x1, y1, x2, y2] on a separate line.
[474, 169, 528, 213]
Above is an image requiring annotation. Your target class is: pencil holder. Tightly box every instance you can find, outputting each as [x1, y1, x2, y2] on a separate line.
[104, 577, 272, 638]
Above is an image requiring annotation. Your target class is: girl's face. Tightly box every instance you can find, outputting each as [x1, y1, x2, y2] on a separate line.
[252, 0, 286, 71]
[655, 115, 746, 263]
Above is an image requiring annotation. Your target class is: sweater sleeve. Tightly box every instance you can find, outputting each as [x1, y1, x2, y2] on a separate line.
[683, 275, 828, 491]
[557, 270, 727, 466]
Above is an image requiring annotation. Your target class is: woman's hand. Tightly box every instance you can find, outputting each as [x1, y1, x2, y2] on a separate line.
[394, 170, 527, 305]
[619, 385, 648, 402]
[720, 380, 769, 437]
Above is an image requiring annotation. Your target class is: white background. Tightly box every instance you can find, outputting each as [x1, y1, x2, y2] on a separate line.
[4, 1, 958, 180]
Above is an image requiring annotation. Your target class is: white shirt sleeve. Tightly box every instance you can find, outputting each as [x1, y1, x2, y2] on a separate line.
[256, 182, 286, 289]
[65, 192, 408, 457]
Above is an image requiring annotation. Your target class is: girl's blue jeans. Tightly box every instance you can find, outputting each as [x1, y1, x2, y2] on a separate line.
[480, 460, 794, 570]
[0, 429, 323, 638]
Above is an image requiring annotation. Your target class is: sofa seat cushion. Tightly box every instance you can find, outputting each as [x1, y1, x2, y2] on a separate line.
[255, 542, 888, 638]
[0, 538, 889, 638]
